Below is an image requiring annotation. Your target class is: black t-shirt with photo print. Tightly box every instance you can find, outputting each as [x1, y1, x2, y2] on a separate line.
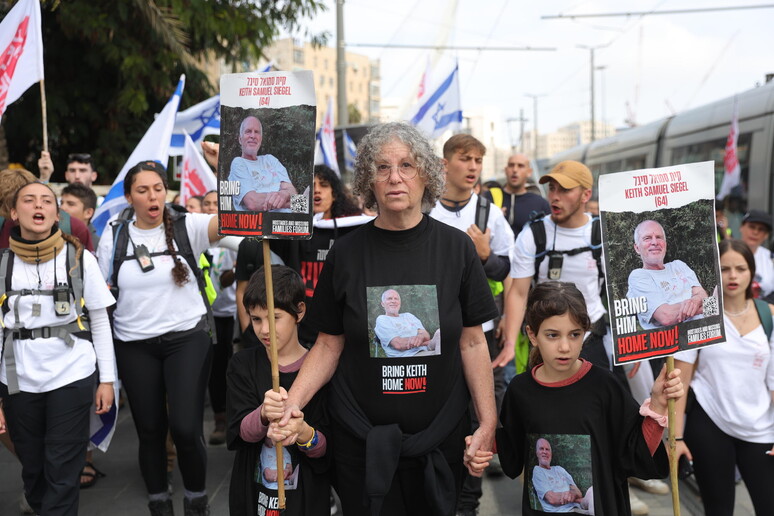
[307, 215, 498, 434]
[497, 364, 669, 515]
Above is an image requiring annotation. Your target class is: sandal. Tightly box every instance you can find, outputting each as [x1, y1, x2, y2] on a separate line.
[80, 461, 106, 489]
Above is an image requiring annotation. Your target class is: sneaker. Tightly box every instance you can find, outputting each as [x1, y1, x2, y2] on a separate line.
[209, 413, 226, 445]
[629, 477, 669, 495]
[628, 490, 649, 515]
[19, 491, 34, 515]
[184, 495, 210, 516]
[148, 499, 174, 516]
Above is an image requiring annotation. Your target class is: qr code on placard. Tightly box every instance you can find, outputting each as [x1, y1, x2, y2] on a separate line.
[291, 194, 308, 213]
[702, 295, 719, 317]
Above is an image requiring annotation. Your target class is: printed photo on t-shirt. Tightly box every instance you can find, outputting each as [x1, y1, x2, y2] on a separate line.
[366, 285, 441, 359]
[527, 434, 594, 514]
[256, 440, 299, 491]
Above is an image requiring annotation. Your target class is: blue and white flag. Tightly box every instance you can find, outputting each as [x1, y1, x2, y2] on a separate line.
[343, 129, 356, 172]
[317, 97, 339, 175]
[169, 94, 220, 157]
[92, 75, 185, 235]
[409, 62, 462, 139]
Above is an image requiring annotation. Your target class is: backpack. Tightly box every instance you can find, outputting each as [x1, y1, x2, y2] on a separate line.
[0, 242, 89, 394]
[107, 204, 216, 343]
[528, 213, 604, 293]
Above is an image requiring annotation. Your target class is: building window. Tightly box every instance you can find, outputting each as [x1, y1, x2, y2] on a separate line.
[294, 49, 304, 64]
[319, 75, 325, 87]
[329, 77, 334, 87]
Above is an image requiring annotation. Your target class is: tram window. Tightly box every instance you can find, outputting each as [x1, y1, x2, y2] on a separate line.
[671, 133, 752, 232]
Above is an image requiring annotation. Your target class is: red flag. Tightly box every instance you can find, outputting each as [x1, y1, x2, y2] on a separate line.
[181, 131, 217, 204]
[0, 0, 44, 119]
[717, 97, 740, 200]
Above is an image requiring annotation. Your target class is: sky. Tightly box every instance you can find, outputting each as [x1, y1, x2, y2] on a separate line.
[287, 0, 774, 146]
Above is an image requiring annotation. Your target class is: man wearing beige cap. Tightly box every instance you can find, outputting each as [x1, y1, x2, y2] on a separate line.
[503, 160, 603, 355]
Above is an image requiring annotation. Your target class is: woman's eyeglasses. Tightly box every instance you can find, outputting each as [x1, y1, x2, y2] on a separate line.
[374, 162, 418, 182]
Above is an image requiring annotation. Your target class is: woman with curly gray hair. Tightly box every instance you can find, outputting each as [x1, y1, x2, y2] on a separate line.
[277, 122, 499, 515]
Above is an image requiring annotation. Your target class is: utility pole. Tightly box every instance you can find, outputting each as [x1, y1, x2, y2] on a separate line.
[578, 44, 608, 142]
[525, 94, 545, 159]
[336, 0, 348, 125]
[506, 110, 529, 153]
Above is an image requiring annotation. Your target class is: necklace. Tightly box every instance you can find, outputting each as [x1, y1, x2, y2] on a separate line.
[724, 301, 750, 317]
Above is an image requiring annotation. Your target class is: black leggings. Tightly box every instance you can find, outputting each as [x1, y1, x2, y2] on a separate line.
[115, 328, 212, 495]
[208, 315, 234, 414]
[2, 375, 93, 516]
[685, 400, 774, 516]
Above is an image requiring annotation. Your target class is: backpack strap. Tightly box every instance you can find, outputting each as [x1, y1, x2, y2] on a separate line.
[474, 195, 491, 232]
[529, 215, 548, 280]
[168, 208, 217, 343]
[753, 298, 773, 341]
[108, 206, 136, 290]
[59, 211, 71, 235]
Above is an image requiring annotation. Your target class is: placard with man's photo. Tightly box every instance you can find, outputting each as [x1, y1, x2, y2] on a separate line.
[218, 70, 315, 239]
[599, 161, 726, 365]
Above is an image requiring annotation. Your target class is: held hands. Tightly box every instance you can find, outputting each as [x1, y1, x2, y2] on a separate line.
[649, 365, 684, 416]
[268, 415, 306, 446]
[95, 383, 114, 415]
[463, 430, 494, 477]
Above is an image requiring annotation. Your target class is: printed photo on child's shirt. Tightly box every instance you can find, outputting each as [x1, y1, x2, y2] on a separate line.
[527, 434, 595, 515]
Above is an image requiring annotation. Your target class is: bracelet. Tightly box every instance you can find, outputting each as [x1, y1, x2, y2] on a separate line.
[297, 427, 318, 449]
[675, 437, 684, 441]
[639, 398, 668, 428]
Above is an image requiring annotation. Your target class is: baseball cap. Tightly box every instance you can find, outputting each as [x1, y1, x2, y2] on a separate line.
[539, 160, 593, 190]
[742, 209, 773, 231]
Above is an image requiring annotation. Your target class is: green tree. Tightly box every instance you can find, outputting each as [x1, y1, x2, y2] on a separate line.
[0, 0, 326, 181]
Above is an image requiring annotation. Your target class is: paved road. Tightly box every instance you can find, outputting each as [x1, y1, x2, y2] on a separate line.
[0, 405, 756, 515]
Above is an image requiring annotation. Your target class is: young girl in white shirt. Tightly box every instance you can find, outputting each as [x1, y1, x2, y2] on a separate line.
[0, 182, 115, 516]
[674, 238, 774, 516]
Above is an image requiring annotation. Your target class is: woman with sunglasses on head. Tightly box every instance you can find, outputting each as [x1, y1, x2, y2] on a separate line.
[96, 161, 222, 516]
[0, 181, 116, 516]
[674, 239, 774, 516]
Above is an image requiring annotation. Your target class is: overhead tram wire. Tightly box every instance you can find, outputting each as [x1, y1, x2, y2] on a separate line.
[346, 43, 556, 51]
[542, 4, 774, 19]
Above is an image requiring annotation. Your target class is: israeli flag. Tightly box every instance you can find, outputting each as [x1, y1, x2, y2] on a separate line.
[409, 62, 462, 139]
[343, 130, 356, 171]
[92, 75, 185, 235]
[168, 95, 220, 157]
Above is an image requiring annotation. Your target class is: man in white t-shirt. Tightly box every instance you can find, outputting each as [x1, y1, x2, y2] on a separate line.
[374, 289, 440, 358]
[503, 161, 607, 361]
[532, 438, 593, 514]
[228, 115, 297, 212]
[739, 210, 774, 299]
[626, 220, 708, 329]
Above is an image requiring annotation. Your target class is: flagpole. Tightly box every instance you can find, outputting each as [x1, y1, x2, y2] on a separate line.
[39, 80, 48, 152]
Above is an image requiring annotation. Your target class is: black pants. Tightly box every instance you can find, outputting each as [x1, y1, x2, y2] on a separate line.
[208, 315, 234, 414]
[2, 374, 94, 516]
[685, 400, 774, 516]
[457, 329, 505, 512]
[115, 327, 212, 495]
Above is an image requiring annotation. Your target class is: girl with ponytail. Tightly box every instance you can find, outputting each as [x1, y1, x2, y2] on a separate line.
[96, 161, 221, 516]
[0, 182, 116, 515]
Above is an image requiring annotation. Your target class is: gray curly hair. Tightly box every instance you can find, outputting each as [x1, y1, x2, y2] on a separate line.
[352, 122, 445, 212]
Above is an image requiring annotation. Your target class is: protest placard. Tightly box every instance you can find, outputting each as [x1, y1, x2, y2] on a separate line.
[218, 70, 315, 238]
[599, 161, 726, 365]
